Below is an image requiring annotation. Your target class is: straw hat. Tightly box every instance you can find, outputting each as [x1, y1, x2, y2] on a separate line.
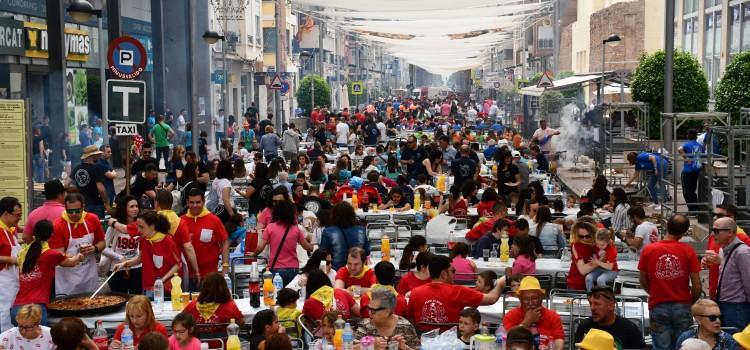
[575, 329, 616, 350]
[518, 276, 545, 294]
[80, 145, 103, 159]
[734, 324, 750, 349]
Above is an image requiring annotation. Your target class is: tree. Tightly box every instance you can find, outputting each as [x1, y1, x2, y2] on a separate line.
[715, 51, 750, 123]
[631, 50, 710, 138]
[539, 91, 565, 118]
[297, 74, 331, 117]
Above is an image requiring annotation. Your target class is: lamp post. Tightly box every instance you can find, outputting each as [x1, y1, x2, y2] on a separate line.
[600, 34, 621, 105]
[203, 30, 226, 146]
[300, 51, 314, 117]
[67, 1, 106, 142]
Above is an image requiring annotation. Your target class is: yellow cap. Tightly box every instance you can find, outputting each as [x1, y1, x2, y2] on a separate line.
[575, 329, 616, 350]
[518, 276, 545, 294]
[734, 324, 750, 349]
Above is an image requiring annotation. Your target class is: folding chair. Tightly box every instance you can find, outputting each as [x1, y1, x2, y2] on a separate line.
[196, 323, 230, 340]
[298, 313, 319, 346]
[568, 317, 588, 350]
[553, 271, 569, 290]
[454, 272, 479, 286]
[289, 337, 305, 350]
[200, 338, 225, 350]
[230, 256, 268, 297]
[279, 318, 302, 339]
[501, 293, 521, 318]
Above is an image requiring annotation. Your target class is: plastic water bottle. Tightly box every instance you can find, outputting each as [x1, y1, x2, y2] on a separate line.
[273, 273, 284, 294]
[121, 325, 134, 350]
[343, 322, 354, 350]
[153, 279, 164, 313]
[547, 182, 553, 194]
[224, 274, 233, 293]
[495, 325, 507, 349]
[415, 210, 424, 225]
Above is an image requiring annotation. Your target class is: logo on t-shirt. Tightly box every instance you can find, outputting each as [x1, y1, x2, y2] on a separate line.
[420, 299, 447, 323]
[458, 163, 472, 177]
[19, 265, 42, 283]
[74, 168, 91, 187]
[655, 254, 686, 280]
[304, 200, 320, 213]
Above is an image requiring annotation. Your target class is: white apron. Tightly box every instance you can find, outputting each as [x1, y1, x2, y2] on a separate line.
[55, 221, 99, 295]
[0, 228, 19, 332]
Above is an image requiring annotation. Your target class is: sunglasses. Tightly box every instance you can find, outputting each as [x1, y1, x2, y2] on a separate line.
[579, 234, 592, 239]
[712, 228, 732, 234]
[367, 306, 386, 313]
[326, 260, 333, 265]
[66, 208, 83, 214]
[698, 314, 721, 322]
[713, 213, 726, 218]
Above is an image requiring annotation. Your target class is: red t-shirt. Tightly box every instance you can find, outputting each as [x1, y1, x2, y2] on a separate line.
[114, 322, 169, 345]
[50, 213, 105, 251]
[503, 306, 565, 347]
[0, 228, 17, 271]
[465, 218, 516, 241]
[706, 232, 750, 299]
[180, 213, 228, 277]
[183, 299, 244, 324]
[475, 200, 498, 218]
[14, 249, 66, 305]
[140, 235, 181, 292]
[450, 199, 468, 218]
[335, 267, 376, 288]
[396, 272, 431, 295]
[567, 242, 595, 290]
[638, 240, 701, 309]
[593, 244, 619, 271]
[302, 288, 356, 321]
[360, 292, 408, 318]
[408, 282, 484, 331]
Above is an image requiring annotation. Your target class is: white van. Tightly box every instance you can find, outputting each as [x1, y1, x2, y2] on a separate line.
[412, 87, 454, 100]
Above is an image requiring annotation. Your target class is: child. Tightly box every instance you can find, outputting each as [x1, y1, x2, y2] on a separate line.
[276, 288, 302, 337]
[506, 326, 535, 350]
[169, 313, 201, 350]
[458, 308, 481, 345]
[450, 242, 477, 281]
[316, 311, 340, 347]
[250, 309, 280, 350]
[507, 274, 522, 296]
[585, 230, 619, 291]
[224, 214, 245, 244]
[508, 235, 537, 276]
[475, 271, 497, 293]
[566, 194, 577, 209]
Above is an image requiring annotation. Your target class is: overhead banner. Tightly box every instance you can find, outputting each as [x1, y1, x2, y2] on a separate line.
[0, 99, 29, 225]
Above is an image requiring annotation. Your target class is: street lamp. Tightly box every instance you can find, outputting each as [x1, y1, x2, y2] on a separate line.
[67, 1, 106, 143]
[203, 31, 227, 146]
[600, 34, 621, 105]
[300, 50, 315, 117]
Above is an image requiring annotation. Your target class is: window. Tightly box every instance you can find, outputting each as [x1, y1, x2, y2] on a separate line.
[683, 18, 698, 55]
[705, 14, 714, 57]
[730, 6, 740, 54]
[704, 11, 722, 96]
[744, 4, 750, 51]
[255, 15, 261, 45]
[684, 0, 697, 14]
[704, 0, 719, 8]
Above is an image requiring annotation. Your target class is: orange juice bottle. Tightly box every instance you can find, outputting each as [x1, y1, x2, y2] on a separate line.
[381, 236, 391, 262]
[352, 192, 359, 210]
[262, 269, 274, 306]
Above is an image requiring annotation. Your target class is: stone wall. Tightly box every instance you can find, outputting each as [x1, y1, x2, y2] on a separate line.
[588, 0, 645, 73]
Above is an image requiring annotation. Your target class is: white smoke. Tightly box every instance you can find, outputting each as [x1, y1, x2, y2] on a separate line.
[554, 103, 593, 166]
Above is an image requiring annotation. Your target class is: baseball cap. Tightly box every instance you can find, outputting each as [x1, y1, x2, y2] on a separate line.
[511, 150, 521, 158]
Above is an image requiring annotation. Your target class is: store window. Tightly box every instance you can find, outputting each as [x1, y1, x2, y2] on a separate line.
[730, 5, 741, 54]
[704, 11, 722, 96]
[684, 17, 698, 55]
[684, 0, 698, 14]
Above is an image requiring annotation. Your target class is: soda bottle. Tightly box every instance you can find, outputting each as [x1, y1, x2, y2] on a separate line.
[226, 319, 241, 350]
[500, 232, 510, 262]
[262, 269, 274, 306]
[121, 325, 134, 350]
[248, 262, 261, 308]
[413, 192, 421, 211]
[171, 273, 183, 311]
[334, 315, 345, 350]
[352, 192, 359, 210]
[93, 320, 108, 350]
[381, 236, 391, 262]
[447, 230, 456, 251]
[153, 279, 164, 313]
[361, 192, 370, 212]
[343, 322, 354, 350]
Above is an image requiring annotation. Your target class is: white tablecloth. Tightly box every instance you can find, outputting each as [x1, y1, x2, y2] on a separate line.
[356, 209, 416, 219]
[478, 298, 648, 324]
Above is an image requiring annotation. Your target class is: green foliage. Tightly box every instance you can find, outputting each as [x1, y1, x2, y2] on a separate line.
[715, 51, 750, 123]
[631, 50, 709, 138]
[529, 72, 544, 85]
[74, 70, 88, 105]
[296, 74, 331, 117]
[555, 71, 575, 80]
[539, 91, 564, 118]
[554, 71, 578, 98]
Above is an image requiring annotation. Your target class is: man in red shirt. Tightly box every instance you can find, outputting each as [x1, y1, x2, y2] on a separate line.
[702, 204, 750, 299]
[639, 214, 701, 350]
[154, 190, 201, 287]
[180, 188, 229, 292]
[50, 193, 105, 296]
[310, 107, 322, 124]
[503, 276, 565, 350]
[465, 202, 516, 241]
[408, 255, 502, 332]
[334, 247, 376, 292]
[359, 261, 408, 318]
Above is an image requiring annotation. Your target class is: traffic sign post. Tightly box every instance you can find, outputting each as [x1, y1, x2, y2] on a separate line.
[107, 36, 148, 80]
[113, 123, 138, 136]
[106, 79, 146, 123]
[536, 71, 555, 89]
[351, 81, 364, 95]
[269, 75, 283, 89]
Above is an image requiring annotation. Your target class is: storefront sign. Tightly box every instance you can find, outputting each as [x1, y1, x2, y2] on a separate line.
[23, 21, 90, 61]
[0, 18, 24, 56]
[0, 99, 30, 225]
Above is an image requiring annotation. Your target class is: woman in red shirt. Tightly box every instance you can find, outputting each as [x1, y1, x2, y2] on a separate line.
[439, 186, 468, 218]
[567, 220, 598, 290]
[110, 295, 169, 349]
[396, 251, 432, 296]
[13, 220, 83, 323]
[475, 189, 500, 218]
[113, 211, 180, 295]
[302, 269, 359, 321]
[183, 272, 244, 326]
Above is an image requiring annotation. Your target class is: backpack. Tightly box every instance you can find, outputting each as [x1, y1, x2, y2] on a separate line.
[171, 181, 193, 213]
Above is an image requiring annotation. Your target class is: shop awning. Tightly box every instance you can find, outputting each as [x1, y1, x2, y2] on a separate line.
[519, 74, 604, 96]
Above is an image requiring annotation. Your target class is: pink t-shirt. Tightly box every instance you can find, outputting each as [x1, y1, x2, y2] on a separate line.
[168, 335, 201, 350]
[452, 256, 475, 280]
[262, 222, 305, 269]
[511, 254, 537, 275]
[258, 207, 273, 227]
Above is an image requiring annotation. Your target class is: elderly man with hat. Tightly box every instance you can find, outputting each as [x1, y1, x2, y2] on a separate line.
[23, 179, 66, 243]
[576, 328, 617, 350]
[503, 276, 565, 350]
[70, 145, 110, 218]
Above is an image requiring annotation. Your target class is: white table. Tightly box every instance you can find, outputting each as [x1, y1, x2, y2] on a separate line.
[357, 209, 415, 220]
[478, 298, 649, 325]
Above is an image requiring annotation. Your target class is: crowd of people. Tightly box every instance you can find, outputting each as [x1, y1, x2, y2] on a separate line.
[4, 95, 750, 350]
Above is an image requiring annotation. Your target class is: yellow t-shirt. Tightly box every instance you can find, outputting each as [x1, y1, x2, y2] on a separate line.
[277, 307, 302, 337]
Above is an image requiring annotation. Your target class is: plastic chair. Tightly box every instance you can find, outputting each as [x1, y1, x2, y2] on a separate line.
[501, 293, 521, 318]
[289, 337, 305, 350]
[230, 256, 268, 296]
[568, 317, 588, 350]
[298, 313, 318, 345]
[200, 338, 225, 350]
[196, 323, 230, 340]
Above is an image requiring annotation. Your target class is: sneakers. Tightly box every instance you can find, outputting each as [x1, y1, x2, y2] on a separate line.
[652, 204, 662, 211]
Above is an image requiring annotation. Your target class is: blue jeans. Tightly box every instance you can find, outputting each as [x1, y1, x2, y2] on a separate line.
[33, 154, 46, 182]
[215, 132, 225, 149]
[271, 268, 299, 287]
[11, 304, 48, 326]
[585, 267, 618, 291]
[86, 203, 105, 219]
[719, 301, 750, 333]
[650, 302, 693, 350]
[647, 168, 667, 204]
